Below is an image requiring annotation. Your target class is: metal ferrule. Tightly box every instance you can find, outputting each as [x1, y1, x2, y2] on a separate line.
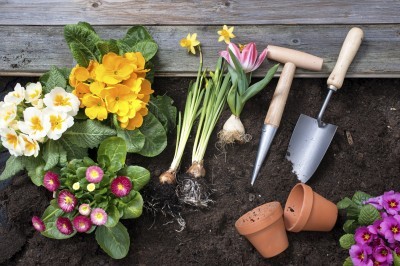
[250, 124, 278, 186]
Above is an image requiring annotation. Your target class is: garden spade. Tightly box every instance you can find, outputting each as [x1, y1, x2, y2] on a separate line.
[250, 45, 323, 186]
[286, 27, 364, 183]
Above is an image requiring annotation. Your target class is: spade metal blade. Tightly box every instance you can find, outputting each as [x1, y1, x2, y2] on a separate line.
[286, 114, 337, 183]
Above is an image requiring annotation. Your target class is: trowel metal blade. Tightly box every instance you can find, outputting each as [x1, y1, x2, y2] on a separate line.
[286, 114, 337, 183]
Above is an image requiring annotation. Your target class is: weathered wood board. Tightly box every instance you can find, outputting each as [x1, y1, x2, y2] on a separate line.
[0, 1, 399, 77]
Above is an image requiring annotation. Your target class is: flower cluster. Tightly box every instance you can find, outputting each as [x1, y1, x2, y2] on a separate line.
[346, 191, 400, 265]
[0, 82, 79, 157]
[69, 52, 154, 130]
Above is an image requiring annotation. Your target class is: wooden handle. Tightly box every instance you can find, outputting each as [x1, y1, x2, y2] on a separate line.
[264, 62, 296, 127]
[327, 27, 364, 89]
[267, 45, 323, 71]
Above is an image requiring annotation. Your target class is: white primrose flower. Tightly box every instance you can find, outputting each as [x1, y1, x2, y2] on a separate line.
[18, 107, 51, 140]
[0, 127, 24, 156]
[31, 98, 44, 109]
[45, 108, 74, 140]
[20, 133, 40, 157]
[43, 87, 80, 116]
[0, 102, 17, 129]
[25, 82, 43, 104]
[4, 83, 25, 105]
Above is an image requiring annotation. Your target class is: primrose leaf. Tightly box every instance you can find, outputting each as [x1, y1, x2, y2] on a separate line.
[148, 95, 177, 133]
[119, 165, 150, 191]
[358, 204, 381, 225]
[352, 191, 373, 206]
[116, 128, 145, 153]
[96, 39, 120, 58]
[59, 137, 88, 160]
[0, 156, 24, 181]
[39, 66, 68, 94]
[105, 205, 120, 228]
[337, 197, 355, 209]
[41, 205, 76, 240]
[145, 61, 155, 83]
[137, 112, 167, 157]
[23, 156, 46, 186]
[339, 234, 355, 249]
[123, 26, 154, 46]
[95, 222, 130, 259]
[63, 120, 116, 149]
[343, 257, 353, 266]
[121, 192, 143, 219]
[43, 140, 61, 171]
[343, 219, 359, 234]
[132, 40, 158, 61]
[393, 252, 400, 266]
[97, 137, 127, 171]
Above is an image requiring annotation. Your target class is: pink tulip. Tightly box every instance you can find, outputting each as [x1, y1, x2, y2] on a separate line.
[220, 42, 268, 73]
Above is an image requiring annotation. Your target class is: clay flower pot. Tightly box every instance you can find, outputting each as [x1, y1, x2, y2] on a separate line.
[235, 202, 288, 258]
[284, 183, 338, 232]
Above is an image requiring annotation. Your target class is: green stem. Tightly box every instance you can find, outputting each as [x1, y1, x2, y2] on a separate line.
[43, 209, 60, 221]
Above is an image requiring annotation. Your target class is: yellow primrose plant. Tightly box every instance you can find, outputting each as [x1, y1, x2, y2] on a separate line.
[0, 22, 176, 185]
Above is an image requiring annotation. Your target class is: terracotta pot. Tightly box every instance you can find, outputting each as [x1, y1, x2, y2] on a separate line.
[235, 202, 288, 258]
[284, 183, 338, 232]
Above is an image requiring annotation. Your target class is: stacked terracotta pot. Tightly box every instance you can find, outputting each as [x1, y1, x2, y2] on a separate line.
[235, 183, 338, 258]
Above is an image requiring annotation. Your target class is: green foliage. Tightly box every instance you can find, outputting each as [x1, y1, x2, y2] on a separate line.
[339, 234, 355, 249]
[41, 204, 76, 239]
[39, 66, 68, 94]
[148, 95, 177, 133]
[352, 191, 372, 206]
[120, 192, 144, 219]
[132, 41, 158, 61]
[0, 156, 24, 181]
[97, 136, 127, 172]
[242, 64, 279, 103]
[118, 165, 150, 191]
[343, 257, 353, 266]
[63, 120, 116, 149]
[23, 156, 46, 186]
[59, 138, 88, 160]
[116, 128, 145, 153]
[43, 140, 64, 171]
[343, 220, 359, 234]
[95, 222, 130, 259]
[105, 205, 120, 228]
[358, 204, 381, 225]
[393, 251, 400, 266]
[137, 112, 167, 157]
[96, 39, 120, 58]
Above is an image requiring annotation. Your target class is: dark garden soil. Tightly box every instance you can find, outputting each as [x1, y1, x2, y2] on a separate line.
[0, 77, 399, 265]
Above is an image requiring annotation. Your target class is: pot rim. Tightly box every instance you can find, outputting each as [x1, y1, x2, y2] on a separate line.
[284, 183, 314, 232]
[235, 201, 283, 236]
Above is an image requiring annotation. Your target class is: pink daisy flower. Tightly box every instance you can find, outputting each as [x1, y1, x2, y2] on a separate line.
[85, 166, 104, 183]
[43, 171, 60, 192]
[73, 215, 92, 233]
[90, 208, 108, 226]
[78, 204, 91, 216]
[32, 216, 45, 232]
[58, 190, 77, 213]
[56, 217, 74, 235]
[110, 176, 132, 198]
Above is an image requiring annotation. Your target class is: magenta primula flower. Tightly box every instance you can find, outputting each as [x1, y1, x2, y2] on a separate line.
[368, 219, 384, 236]
[78, 203, 91, 216]
[90, 208, 108, 226]
[32, 216, 45, 232]
[355, 226, 375, 245]
[350, 244, 373, 266]
[43, 171, 60, 192]
[220, 42, 267, 73]
[56, 217, 74, 235]
[57, 190, 77, 213]
[85, 166, 104, 183]
[364, 195, 384, 210]
[380, 215, 400, 243]
[110, 176, 132, 198]
[73, 216, 92, 233]
[372, 244, 393, 265]
[382, 191, 400, 215]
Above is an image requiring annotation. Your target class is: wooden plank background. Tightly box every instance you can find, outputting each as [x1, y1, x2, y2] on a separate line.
[0, 1, 399, 77]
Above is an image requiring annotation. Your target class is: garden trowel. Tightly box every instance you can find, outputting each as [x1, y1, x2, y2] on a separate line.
[286, 27, 364, 183]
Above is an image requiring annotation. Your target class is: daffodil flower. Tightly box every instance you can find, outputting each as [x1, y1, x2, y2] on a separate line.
[17, 107, 51, 140]
[25, 82, 42, 104]
[0, 127, 24, 156]
[45, 108, 74, 140]
[0, 102, 17, 129]
[180, 33, 200, 54]
[20, 133, 40, 157]
[43, 87, 80, 116]
[4, 83, 25, 105]
[218, 25, 235, 44]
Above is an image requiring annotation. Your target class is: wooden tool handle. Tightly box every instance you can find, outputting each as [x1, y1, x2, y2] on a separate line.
[327, 27, 364, 89]
[267, 45, 323, 71]
[264, 62, 296, 127]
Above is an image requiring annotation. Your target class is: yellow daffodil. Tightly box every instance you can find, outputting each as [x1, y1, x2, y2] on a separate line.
[43, 87, 80, 116]
[82, 94, 108, 121]
[0, 128, 24, 156]
[45, 108, 74, 140]
[180, 33, 200, 54]
[101, 84, 135, 117]
[17, 107, 51, 140]
[218, 25, 235, 44]
[20, 134, 40, 157]
[95, 53, 134, 85]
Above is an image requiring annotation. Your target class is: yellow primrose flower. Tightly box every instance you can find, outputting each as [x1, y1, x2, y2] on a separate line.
[180, 33, 200, 54]
[123, 76, 143, 93]
[87, 60, 99, 80]
[95, 52, 134, 85]
[69, 65, 90, 87]
[89, 81, 105, 96]
[138, 78, 154, 103]
[72, 182, 80, 190]
[218, 25, 235, 44]
[82, 94, 108, 121]
[87, 183, 95, 192]
[101, 84, 135, 117]
[72, 82, 90, 106]
[20, 134, 40, 157]
[124, 52, 149, 77]
[0, 128, 24, 156]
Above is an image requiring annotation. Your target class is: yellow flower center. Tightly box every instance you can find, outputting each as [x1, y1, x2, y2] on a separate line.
[65, 196, 73, 204]
[79, 222, 85, 228]
[30, 116, 44, 131]
[90, 170, 99, 178]
[96, 213, 103, 220]
[362, 233, 370, 240]
[29, 90, 40, 99]
[359, 253, 364, 260]
[382, 250, 388, 256]
[72, 182, 80, 190]
[220, 29, 231, 38]
[87, 183, 95, 192]
[54, 94, 71, 107]
[48, 180, 54, 185]
[6, 133, 18, 148]
[390, 201, 397, 208]
[25, 139, 36, 151]
[4, 110, 14, 121]
[180, 39, 191, 48]
[117, 183, 124, 191]
[392, 226, 399, 233]
[49, 114, 63, 131]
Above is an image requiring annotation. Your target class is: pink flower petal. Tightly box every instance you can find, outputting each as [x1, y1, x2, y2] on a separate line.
[58, 190, 77, 213]
[32, 216, 45, 232]
[111, 176, 132, 198]
[90, 208, 108, 226]
[43, 171, 60, 192]
[56, 217, 74, 235]
[250, 48, 268, 72]
[73, 215, 92, 233]
[240, 43, 257, 72]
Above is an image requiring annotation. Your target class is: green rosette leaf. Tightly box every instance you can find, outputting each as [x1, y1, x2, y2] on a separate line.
[105, 205, 120, 228]
[0, 156, 24, 181]
[352, 191, 373, 206]
[95, 222, 130, 259]
[358, 204, 381, 225]
[148, 95, 177, 133]
[343, 257, 353, 266]
[41, 205, 76, 240]
[116, 128, 145, 153]
[97, 137, 127, 172]
[343, 219, 359, 234]
[339, 234, 355, 249]
[393, 251, 400, 266]
[118, 165, 150, 191]
[120, 192, 144, 219]
[137, 112, 167, 157]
